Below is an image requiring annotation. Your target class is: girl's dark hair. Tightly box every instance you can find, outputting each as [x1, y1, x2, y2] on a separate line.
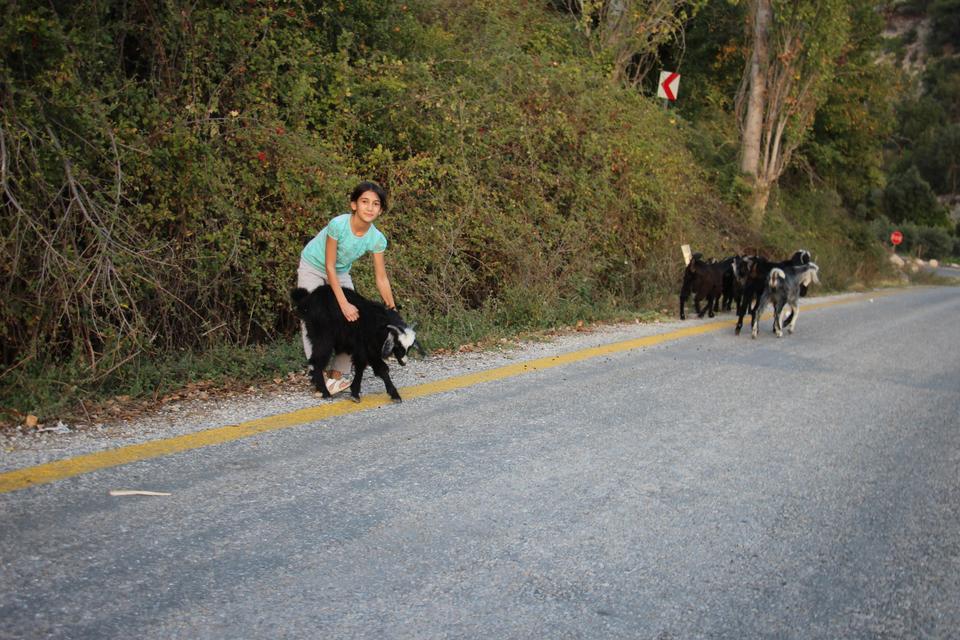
[350, 181, 388, 210]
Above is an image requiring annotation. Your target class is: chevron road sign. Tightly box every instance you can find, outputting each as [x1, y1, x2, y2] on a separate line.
[658, 71, 680, 101]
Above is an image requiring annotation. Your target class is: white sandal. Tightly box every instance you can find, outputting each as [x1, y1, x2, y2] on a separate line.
[324, 376, 351, 396]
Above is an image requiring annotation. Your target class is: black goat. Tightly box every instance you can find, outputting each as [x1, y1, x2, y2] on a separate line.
[718, 255, 742, 312]
[290, 285, 417, 403]
[750, 262, 820, 338]
[680, 253, 729, 320]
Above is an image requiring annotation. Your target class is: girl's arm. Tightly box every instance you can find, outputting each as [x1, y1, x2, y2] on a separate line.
[326, 236, 360, 321]
[372, 251, 396, 310]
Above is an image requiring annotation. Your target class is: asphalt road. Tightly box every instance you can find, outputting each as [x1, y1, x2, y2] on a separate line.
[934, 264, 960, 279]
[2, 286, 959, 639]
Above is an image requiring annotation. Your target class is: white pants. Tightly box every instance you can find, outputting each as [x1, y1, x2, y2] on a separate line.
[297, 258, 354, 375]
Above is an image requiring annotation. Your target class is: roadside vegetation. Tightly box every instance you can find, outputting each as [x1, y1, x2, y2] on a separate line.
[1, 0, 958, 424]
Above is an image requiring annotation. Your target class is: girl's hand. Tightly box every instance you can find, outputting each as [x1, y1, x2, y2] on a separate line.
[341, 302, 360, 322]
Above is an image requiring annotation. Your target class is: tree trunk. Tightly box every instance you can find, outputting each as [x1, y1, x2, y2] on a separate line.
[749, 178, 772, 227]
[740, 0, 771, 178]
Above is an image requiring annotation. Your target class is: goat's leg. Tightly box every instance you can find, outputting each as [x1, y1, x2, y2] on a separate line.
[727, 290, 739, 313]
[694, 293, 707, 318]
[751, 292, 769, 338]
[734, 291, 750, 335]
[679, 288, 688, 320]
[370, 359, 402, 403]
[707, 294, 716, 318]
[348, 358, 366, 402]
[773, 300, 785, 337]
[787, 303, 799, 334]
[309, 341, 335, 398]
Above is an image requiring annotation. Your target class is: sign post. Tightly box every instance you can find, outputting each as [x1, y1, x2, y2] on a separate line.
[890, 230, 903, 249]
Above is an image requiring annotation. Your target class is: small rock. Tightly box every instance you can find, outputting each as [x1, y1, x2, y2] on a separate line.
[38, 421, 71, 434]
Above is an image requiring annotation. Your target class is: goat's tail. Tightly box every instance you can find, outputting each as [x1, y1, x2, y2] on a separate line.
[768, 268, 786, 290]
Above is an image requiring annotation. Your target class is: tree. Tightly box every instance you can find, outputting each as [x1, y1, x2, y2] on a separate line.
[928, 0, 960, 55]
[801, 0, 897, 210]
[883, 165, 949, 226]
[735, 0, 850, 225]
[559, 0, 707, 88]
[914, 123, 960, 194]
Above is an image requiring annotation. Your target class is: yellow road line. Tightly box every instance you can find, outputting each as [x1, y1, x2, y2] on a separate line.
[0, 291, 894, 494]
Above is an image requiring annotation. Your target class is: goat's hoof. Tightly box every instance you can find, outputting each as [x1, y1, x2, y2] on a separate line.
[391, 397, 403, 404]
[734, 327, 741, 336]
[708, 312, 715, 318]
[350, 394, 361, 403]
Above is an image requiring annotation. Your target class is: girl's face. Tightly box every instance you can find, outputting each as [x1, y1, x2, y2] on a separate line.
[350, 190, 383, 224]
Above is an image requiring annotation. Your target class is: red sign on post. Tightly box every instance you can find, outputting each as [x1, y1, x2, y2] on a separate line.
[657, 71, 680, 101]
[891, 230, 903, 246]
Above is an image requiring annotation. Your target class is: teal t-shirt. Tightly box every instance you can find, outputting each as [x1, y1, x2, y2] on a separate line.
[301, 213, 388, 273]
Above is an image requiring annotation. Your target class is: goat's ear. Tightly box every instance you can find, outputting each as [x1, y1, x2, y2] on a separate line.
[381, 331, 396, 359]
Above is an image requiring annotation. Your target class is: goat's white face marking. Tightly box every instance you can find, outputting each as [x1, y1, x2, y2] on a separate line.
[399, 328, 416, 350]
[799, 263, 820, 287]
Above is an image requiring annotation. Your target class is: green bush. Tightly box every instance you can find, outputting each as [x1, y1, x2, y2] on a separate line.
[883, 166, 950, 225]
[0, 0, 889, 420]
[869, 217, 956, 259]
[761, 188, 887, 290]
[915, 226, 955, 259]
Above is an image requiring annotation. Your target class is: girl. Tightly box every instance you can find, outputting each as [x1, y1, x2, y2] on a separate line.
[297, 181, 397, 395]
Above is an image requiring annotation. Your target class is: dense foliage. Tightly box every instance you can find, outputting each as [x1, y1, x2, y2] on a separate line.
[880, 0, 959, 230]
[0, 0, 940, 419]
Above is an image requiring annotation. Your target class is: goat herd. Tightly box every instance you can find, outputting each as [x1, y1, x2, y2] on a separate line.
[289, 249, 820, 404]
[680, 249, 821, 339]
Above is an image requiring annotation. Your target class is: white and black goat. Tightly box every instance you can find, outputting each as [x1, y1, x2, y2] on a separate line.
[750, 262, 820, 338]
[736, 249, 812, 335]
[290, 285, 417, 402]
